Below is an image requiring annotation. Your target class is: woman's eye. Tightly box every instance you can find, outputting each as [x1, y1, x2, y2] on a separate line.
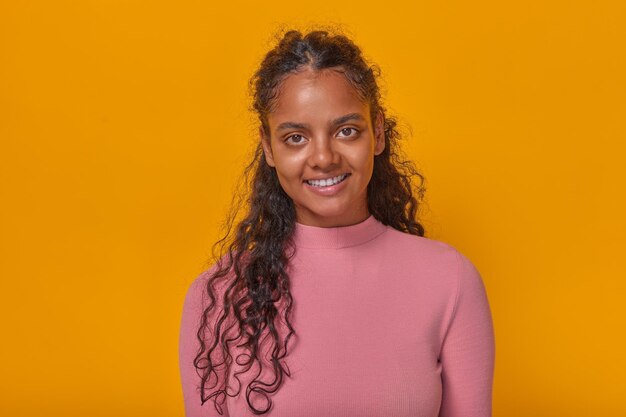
[338, 127, 358, 138]
[285, 134, 306, 145]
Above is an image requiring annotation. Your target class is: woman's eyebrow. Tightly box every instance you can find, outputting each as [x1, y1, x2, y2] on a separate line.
[275, 113, 365, 133]
[276, 121, 309, 132]
[330, 113, 365, 127]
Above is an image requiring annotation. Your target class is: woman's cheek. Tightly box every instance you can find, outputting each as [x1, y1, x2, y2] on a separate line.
[350, 143, 375, 171]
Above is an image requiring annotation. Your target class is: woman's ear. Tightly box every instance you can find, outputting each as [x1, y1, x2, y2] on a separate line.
[260, 126, 276, 167]
[374, 110, 385, 155]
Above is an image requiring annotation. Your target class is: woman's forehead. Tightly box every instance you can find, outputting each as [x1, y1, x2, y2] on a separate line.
[276, 67, 359, 96]
[267, 68, 370, 128]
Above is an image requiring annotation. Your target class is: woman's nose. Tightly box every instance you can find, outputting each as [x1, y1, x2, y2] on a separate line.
[309, 137, 339, 169]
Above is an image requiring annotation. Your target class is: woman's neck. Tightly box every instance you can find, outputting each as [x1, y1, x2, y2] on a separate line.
[293, 214, 387, 249]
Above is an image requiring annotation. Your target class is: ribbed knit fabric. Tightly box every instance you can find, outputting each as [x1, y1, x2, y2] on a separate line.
[179, 215, 495, 417]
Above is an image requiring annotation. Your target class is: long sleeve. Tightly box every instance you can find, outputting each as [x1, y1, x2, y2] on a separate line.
[178, 218, 496, 417]
[438, 251, 495, 417]
[178, 271, 231, 417]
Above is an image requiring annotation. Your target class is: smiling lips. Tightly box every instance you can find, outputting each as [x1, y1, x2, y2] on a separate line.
[304, 173, 351, 187]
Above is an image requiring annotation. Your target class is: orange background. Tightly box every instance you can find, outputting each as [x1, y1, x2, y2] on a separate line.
[1, 1, 625, 416]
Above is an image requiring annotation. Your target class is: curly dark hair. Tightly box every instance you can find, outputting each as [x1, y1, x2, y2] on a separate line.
[193, 28, 427, 415]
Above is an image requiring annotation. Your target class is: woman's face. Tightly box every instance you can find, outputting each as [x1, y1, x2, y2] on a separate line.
[261, 67, 385, 228]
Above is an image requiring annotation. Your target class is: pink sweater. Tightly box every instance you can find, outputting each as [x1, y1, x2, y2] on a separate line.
[179, 215, 495, 416]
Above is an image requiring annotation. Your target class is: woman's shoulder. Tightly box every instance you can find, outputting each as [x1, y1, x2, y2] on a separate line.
[381, 226, 462, 257]
[380, 226, 482, 282]
[181, 269, 212, 320]
[183, 258, 234, 312]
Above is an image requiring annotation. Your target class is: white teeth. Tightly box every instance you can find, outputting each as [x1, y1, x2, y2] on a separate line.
[306, 174, 349, 187]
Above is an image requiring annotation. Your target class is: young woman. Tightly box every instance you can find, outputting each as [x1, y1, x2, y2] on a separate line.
[179, 29, 495, 417]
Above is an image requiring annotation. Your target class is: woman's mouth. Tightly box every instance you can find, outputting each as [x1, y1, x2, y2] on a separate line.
[304, 173, 351, 187]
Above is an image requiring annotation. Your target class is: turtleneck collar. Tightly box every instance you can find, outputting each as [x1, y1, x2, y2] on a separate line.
[293, 215, 388, 249]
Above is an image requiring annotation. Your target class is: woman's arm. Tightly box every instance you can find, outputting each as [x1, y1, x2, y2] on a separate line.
[178, 271, 231, 417]
[439, 251, 496, 417]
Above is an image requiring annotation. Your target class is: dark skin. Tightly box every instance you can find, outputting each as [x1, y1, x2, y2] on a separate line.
[261, 67, 385, 228]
